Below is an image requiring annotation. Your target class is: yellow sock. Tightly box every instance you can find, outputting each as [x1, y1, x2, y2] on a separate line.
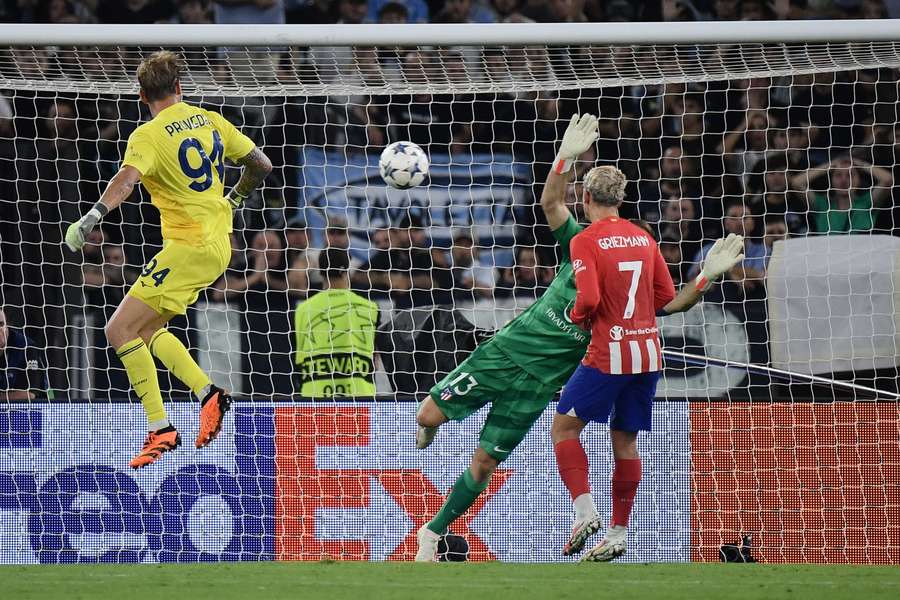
[148, 329, 212, 398]
[116, 338, 167, 429]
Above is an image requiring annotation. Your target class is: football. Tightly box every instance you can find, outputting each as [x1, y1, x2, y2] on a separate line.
[379, 141, 429, 189]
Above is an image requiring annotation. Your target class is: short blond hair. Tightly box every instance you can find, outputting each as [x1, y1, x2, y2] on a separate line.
[583, 165, 627, 206]
[137, 51, 182, 102]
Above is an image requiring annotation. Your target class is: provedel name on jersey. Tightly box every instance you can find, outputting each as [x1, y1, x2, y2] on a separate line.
[164, 113, 212, 136]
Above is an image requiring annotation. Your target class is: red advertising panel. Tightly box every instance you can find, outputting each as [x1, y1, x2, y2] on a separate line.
[691, 402, 900, 563]
[272, 407, 510, 561]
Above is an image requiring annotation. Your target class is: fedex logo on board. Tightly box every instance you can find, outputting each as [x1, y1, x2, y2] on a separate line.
[272, 407, 511, 561]
[0, 405, 512, 563]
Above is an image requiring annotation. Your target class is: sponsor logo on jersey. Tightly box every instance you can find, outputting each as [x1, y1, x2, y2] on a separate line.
[573, 259, 586, 274]
[545, 306, 587, 343]
[26, 360, 39, 370]
[596, 235, 651, 250]
[563, 299, 575, 323]
[609, 325, 659, 340]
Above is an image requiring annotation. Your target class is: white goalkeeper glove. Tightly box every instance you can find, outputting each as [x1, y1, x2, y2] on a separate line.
[694, 233, 745, 291]
[553, 113, 599, 175]
[64, 203, 108, 252]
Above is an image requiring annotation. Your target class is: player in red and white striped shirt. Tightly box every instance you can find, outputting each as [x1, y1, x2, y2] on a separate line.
[552, 162, 745, 562]
[568, 215, 673, 375]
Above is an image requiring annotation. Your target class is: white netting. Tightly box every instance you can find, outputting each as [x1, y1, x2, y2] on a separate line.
[0, 35, 898, 564]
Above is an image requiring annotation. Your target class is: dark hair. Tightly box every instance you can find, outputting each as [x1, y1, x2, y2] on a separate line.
[723, 197, 746, 215]
[379, 1, 409, 18]
[319, 247, 351, 279]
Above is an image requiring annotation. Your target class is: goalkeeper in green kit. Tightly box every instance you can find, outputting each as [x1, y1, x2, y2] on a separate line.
[414, 113, 746, 561]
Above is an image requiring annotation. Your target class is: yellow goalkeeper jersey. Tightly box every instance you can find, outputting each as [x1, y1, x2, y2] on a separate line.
[122, 101, 255, 245]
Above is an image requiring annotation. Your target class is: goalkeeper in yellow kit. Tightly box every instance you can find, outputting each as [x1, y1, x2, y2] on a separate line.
[64, 51, 272, 468]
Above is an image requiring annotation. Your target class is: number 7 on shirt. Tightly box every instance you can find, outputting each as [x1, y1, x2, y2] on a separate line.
[618, 261, 642, 319]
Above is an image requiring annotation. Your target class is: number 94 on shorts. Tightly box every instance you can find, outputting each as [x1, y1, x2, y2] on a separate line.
[128, 235, 231, 316]
[429, 341, 561, 461]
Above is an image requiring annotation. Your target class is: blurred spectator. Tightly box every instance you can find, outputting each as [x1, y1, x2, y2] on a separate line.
[791, 156, 894, 235]
[98, 0, 174, 23]
[213, 0, 284, 23]
[377, 0, 409, 21]
[496, 245, 553, 298]
[285, 220, 315, 301]
[80, 227, 107, 283]
[658, 231, 686, 286]
[433, 0, 494, 22]
[305, 0, 370, 84]
[739, 0, 770, 19]
[763, 215, 789, 259]
[448, 229, 496, 302]
[721, 109, 771, 180]
[748, 153, 808, 234]
[371, 0, 427, 22]
[210, 230, 288, 306]
[490, 0, 531, 21]
[861, 0, 888, 17]
[172, 0, 212, 23]
[321, 48, 389, 152]
[637, 146, 701, 224]
[0, 306, 49, 401]
[36, 0, 89, 23]
[360, 217, 451, 308]
[84, 243, 139, 313]
[214, 0, 285, 85]
[658, 197, 702, 269]
[689, 201, 768, 298]
[524, 0, 588, 21]
[286, 0, 335, 22]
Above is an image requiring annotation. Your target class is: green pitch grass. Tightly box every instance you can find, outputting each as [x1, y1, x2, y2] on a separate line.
[2, 562, 898, 600]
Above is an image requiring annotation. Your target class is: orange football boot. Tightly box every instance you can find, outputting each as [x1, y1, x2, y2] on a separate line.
[129, 427, 181, 469]
[196, 386, 232, 448]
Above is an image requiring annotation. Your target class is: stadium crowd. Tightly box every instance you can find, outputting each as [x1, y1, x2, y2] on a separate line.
[0, 0, 896, 25]
[1, 0, 899, 398]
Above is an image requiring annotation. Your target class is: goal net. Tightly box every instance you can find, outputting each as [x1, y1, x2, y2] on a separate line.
[0, 22, 898, 564]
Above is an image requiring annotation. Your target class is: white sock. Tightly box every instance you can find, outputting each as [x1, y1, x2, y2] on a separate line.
[573, 493, 598, 522]
[606, 524, 628, 543]
[148, 418, 170, 431]
[198, 384, 212, 402]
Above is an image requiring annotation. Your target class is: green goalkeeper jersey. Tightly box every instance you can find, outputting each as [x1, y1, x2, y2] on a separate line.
[491, 215, 590, 388]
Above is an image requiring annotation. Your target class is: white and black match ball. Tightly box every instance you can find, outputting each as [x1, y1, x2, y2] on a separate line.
[379, 141, 429, 189]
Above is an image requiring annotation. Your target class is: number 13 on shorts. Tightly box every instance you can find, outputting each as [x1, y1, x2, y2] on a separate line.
[441, 371, 478, 399]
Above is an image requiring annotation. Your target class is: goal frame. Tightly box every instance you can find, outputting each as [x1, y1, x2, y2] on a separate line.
[3, 19, 900, 48]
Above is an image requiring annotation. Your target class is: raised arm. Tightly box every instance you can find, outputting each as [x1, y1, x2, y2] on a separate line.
[540, 113, 599, 231]
[853, 158, 894, 205]
[226, 147, 273, 208]
[659, 233, 745, 315]
[64, 165, 142, 252]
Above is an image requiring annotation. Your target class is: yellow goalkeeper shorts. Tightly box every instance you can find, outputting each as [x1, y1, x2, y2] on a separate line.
[127, 234, 231, 316]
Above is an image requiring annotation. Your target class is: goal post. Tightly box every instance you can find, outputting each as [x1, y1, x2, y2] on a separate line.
[0, 21, 898, 564]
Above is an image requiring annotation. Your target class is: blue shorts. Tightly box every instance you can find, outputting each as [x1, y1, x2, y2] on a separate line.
[557, 364, 661, 432]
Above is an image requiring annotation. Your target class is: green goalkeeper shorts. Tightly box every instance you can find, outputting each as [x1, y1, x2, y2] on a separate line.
[429, 340, 559, 462]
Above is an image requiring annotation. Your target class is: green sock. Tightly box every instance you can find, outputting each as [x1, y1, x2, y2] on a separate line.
[427, 468, 490, 535]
